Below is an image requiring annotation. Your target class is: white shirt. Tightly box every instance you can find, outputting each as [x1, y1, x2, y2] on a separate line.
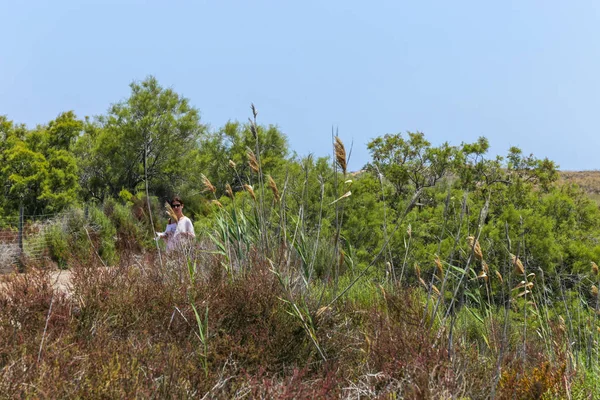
[166, 216, 195, 252]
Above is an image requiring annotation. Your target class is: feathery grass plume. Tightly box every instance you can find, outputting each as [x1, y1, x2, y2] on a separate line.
[467, 236, 483, 261]
[165, 202, 179, 223]
[592, 285, 599, 297]
[244, 184, 256, 201]
[249, 123, 258, 139]
[517, 290, 531, 297]
[329, 191, 352, 205]
[249, 104, 258, 139]
[228, 160, 236, 169]
[211, 200, 223, 208]
[482, 261, 489, 274]
[525, 281, 534, 290]
[407, 224, 412, 238]
[334, 136, 347, 175]
[513, 281, 534, 291]
[267, 175, 280, 202]
[247, 149, 260, 173]
[511, 254, 525, 275]
[495, 270, 503, 283]
[477, 270, 488, 280]
[415, 263, 421, 280]
[201, 174, 216, 193]
[558, 316, 566, 334]
[434, 255, 443, 278]
[432, 284, 441, 296]
[225, 183, 234, 199]
[592, 261, 599, 276]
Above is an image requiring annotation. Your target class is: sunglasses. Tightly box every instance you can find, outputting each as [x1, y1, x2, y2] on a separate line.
[172, 204, 182, 208]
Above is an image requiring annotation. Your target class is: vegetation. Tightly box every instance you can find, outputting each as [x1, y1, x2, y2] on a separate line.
[2, 77, 600, 398]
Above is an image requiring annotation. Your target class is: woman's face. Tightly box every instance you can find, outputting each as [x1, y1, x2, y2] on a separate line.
[172, 201, 184, 218]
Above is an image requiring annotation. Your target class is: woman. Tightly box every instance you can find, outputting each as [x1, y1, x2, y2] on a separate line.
[162, 197, 195, 252]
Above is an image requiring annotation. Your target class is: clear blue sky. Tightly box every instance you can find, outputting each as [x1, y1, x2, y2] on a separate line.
[2, 1, 600, 171]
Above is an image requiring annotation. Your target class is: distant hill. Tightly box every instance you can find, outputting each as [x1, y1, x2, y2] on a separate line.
[560, 170, 600, 204]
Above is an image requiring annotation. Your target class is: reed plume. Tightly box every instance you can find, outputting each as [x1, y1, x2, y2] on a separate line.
[334, 136, 347, 175]
[267, 175, 280, 202]
[244, 184, 256, 201]
[165, 202, 179, 223]
[201, 174, 216, 194]
[329, 191, 352, 205]
[495, 270, 503, 283]
[247, 149, 260, 173]
[226, 183, 234, 199]
[467, 236, 483, 261]
[434, 255, 443, 278]
[511, 254, 525, 275]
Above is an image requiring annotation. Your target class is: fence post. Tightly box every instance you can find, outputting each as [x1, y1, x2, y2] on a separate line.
[16, 201, 24, 271]
[18, 201, 24, 255]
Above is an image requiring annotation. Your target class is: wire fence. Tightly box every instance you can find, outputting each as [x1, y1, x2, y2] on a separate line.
[0, 212, 67, 274]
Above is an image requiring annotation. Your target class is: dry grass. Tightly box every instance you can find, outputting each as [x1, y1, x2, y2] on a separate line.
[560, 170, 600, 203]
[3, 248, 565, 399]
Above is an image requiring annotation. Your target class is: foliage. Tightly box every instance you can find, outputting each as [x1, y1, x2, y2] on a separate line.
[74, 76, 207, 201]
[0, 113, 81, 215]
[4, 78, 600, 397]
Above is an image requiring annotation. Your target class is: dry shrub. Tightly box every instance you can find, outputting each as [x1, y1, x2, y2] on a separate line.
[2, 243, 579, 399]
[0, 248, 340, 397]
[0, 269, 72, 395]
[497, 361, 567, 400]
[363, 288, 492, 399]
[240, 365, 343, 399]
[206, 254, 306, 369]
[495, 322, 571, 400]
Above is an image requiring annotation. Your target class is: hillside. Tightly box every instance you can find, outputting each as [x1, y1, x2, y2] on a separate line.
[560, 170, 600, 203]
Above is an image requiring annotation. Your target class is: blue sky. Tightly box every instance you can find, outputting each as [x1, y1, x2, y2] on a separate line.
[2, 1, 600, 171]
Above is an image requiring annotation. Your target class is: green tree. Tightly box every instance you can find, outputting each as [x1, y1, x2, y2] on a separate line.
[0, 113, 82, 215]
[79, 76, 206, 200]
[2, 140, 49, 215]
[366, 132, 456, 198]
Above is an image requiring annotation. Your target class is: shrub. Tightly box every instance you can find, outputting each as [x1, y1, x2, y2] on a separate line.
[45, 222, 69, 268]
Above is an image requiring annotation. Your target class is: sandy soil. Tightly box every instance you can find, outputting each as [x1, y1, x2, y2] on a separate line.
[0, 268, 73, 295]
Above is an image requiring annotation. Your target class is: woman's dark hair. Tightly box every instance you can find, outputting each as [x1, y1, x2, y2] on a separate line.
[171, 197, 184, 206]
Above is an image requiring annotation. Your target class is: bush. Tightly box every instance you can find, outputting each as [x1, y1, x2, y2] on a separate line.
[88, 206, 117, 265]
[104, 198, 149, 252]
[45, 222, 69, 268]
